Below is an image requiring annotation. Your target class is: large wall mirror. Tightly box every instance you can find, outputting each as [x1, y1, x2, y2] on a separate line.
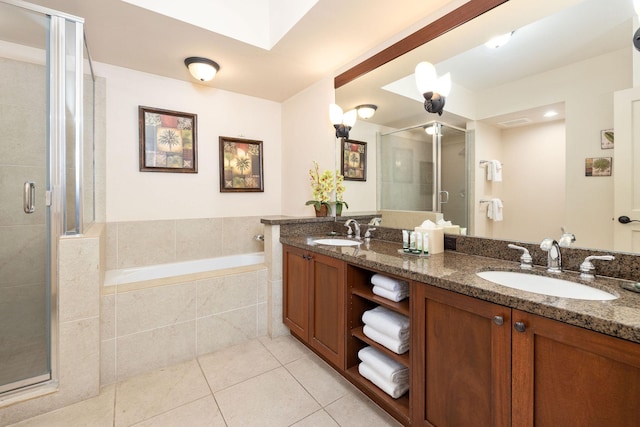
[336, 0, 640, 253]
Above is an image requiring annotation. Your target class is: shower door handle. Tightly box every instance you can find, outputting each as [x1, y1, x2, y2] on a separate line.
[439, 190, 449, 204]
[23, 181, 36, 214]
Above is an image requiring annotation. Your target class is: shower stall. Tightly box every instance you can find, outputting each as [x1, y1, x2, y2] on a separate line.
[378, 121, 468, 229]
[0, 0, 94, 396]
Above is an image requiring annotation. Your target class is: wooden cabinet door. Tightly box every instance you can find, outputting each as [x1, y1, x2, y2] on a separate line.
[309, 253, 346, 369]
[283, 246, 310, 340]
[412, 283, 511, 427]
[512, 310, 640, 427]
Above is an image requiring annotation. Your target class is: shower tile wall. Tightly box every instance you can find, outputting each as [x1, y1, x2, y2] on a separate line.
[105, 216, 265, 270]
[0, 58, 48, 387]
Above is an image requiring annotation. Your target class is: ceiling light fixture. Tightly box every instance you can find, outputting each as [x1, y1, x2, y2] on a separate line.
[356, 104, 377, 119]
[424, 125, 435, 135]
[329, 104, 357, 139]
[485, 31, 514, 49]
[415, 61, 451, 116]
[184, 57, 220, 82]
[544, 110, 559, 118]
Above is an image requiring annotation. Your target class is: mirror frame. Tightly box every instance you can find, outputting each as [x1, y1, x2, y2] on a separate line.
[334, 0, 509, 89]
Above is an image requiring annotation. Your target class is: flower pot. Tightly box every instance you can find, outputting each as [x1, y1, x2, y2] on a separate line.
[315, 204, 329, 217]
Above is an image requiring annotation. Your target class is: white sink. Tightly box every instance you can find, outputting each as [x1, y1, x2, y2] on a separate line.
[477, 271, 617, 301]
[313, 238, 361, 247]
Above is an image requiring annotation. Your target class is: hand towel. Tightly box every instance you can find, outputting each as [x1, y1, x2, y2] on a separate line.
[358, 362, 409, 399]
[486, 160, 503, 182]
[487, 198, 503, 221]
[372, 285, 409, 302]
[370, 274, 409, 292]
[358, 346, 409, 383]
[362, 306, 410, 340]
[363, 325, 409, 354]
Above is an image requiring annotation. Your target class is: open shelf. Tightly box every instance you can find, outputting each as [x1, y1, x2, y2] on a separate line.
[352, 287, 410, 317]
[351, 326, 410, 367]
[345, 365, 410, 425]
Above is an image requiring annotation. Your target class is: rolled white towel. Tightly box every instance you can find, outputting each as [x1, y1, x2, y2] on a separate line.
[372, 285, 408, 302]
[358, 346, 409, 384]
[358, 362, 409, 399]
[362, 306, 409, 341]
[363, 325, 409, 354]
[370, 274, 408, 292]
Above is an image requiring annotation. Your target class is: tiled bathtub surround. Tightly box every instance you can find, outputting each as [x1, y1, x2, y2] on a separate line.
[100, 265, 268, 384]
[105, 216, 265, 270]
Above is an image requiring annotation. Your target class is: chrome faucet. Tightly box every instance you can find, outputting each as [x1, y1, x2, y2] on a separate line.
[558, 227, 576, 248]
[540, 238, 562, 273]
[508, 244, 533, 269]
[344, 219, 361, 240]
[579, 255, 615, 280]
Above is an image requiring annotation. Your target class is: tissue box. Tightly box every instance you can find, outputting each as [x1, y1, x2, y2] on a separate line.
[443, 225, 460, 235]
[414, 226, 444, 254]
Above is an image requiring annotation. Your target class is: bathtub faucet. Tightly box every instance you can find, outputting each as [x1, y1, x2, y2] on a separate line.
[253, 234, 264, 242]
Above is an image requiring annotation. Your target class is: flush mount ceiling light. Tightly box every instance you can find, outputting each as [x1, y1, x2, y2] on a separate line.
[544, 110, 559, 118]
[329, 104, 357, 139]
[415, 61, 451, 116]
[356, 104, 377, 119]
[485, 31, 514, 49]
[184, 57, 220, 82]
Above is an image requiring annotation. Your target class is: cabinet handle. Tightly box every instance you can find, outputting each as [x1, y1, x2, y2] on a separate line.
[514, 321, 526, 333]
[302, 254, 313, 260]
[493, 315, 504, 326]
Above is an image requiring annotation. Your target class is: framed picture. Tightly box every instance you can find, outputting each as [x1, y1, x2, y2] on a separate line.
[219, 136, 264, 192]
[139, 106, 197, 173]
[585, 157, 612, 177]
[341, 139, 367, 181]
[601, 129, 614, 149]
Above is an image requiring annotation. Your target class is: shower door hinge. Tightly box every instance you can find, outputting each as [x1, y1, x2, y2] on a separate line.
[45, 190, 52, 207]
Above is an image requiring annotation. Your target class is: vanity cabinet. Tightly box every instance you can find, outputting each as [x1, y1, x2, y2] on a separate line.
[511, 310, 640, 427]
[411, 282, 511, 427]
[412, 281, 640, 427]
[283, 245, 345, 369]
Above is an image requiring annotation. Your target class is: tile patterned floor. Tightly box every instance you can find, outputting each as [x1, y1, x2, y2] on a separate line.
[8, 335, 402, 427]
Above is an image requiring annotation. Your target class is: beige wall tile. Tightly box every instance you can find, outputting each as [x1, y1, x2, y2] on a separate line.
[59, 236, 100, 323]
[196, 272, 257, 317]
[0, 284, 46, 346]
[105, 223, 117, 271]
[268, 279, 289, 337]
[116, 321, 196, 381]
[115, 282, 196, 336]
[222, 216, 264, 255]
[175, 218, 224, 261]
[257, 269, 268, 303]
[264, 224, 282, 281]
[196, 307, 256, 355]
[116, 220, 175, 268]
[257, 302, 268, 337]
[100, 339, 116, 386]
[58, 317, 101, 405]
[100, 295, 115, 341]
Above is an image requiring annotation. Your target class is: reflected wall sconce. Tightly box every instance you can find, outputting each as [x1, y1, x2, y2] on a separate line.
[184, 57, 220, 81]
[356, 104, 377, 119]
[329, 104, 357, 138]
[415, 61, 451, 116]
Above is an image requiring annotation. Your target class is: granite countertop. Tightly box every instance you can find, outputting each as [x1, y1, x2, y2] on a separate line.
[281, 235, 640, 344]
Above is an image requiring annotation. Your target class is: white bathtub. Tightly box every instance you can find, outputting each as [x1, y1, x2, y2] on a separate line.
[104, 252, 265, 286]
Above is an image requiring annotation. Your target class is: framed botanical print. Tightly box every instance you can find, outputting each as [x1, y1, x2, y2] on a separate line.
[341, 139, 367, 181]
[139, 106, 197, 173]
[219, 136, 264, 192]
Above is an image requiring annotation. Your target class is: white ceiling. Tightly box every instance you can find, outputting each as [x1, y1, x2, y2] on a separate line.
[23, 0, 462, 102]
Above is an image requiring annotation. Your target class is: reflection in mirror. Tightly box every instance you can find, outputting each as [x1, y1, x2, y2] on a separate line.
[338, 0, 636, 252]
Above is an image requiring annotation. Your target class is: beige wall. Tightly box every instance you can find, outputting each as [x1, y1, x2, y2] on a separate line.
[95, 62, 283, 223]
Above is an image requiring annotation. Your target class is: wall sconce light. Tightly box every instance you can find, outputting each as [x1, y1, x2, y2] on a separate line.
[329, 104, 357, 138]
[356, 104, 377, 119]
[415, 61, 451, 116]
[184, 57, 220, 81]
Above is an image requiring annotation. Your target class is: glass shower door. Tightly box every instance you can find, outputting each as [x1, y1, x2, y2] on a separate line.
[439, 124, 468, 229]
[0, 2, 51, 394]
